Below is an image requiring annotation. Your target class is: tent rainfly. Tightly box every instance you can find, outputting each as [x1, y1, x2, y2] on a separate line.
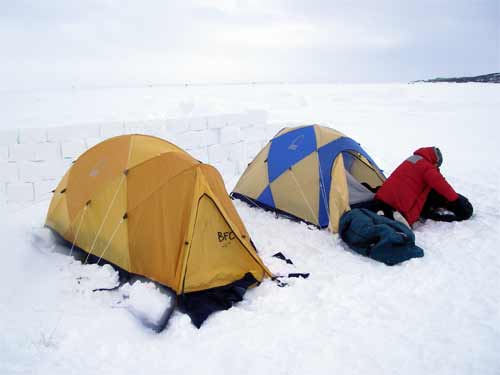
[46, 134, 272, 328]
[232, 125, 385, 232]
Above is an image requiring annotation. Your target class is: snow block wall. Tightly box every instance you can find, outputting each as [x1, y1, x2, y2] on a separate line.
[0, 110, 281, 205]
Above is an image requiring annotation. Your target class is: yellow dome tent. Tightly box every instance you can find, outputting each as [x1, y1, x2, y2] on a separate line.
[232, 125, 385, 232]
[46, 134, 271, 327]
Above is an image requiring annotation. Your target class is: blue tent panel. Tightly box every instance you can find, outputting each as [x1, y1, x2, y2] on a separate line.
[257, 185, 275, 208]
[342, 151, 355, 171]
[317, 137, 381, 227]
[267, 126, 317, 182]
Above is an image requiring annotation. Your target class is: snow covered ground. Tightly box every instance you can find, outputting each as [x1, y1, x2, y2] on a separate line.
[1, 83, 499, 375]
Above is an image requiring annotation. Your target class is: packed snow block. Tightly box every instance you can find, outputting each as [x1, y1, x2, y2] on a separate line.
[165, 132, 180, 145]
[143, 120, 167, 137]
[173, 131, 204, 150]
[254, 124, 277, 140]
[235, 113, 251, 127]
[12, 142, 60, 161]
[36, 142, 60, 161]
[0, 161, 18, 182]
[85, 137, 104, 149]
[143, 119, 167, 128]
[0, 182, 5, 205]
[18, 127, 48, 143]
[226, 142, 244, 162]
[18, 161, 58, 182]
[0, 129, 18, 146]
[143, 128, 164, 138]
[100, 123, 125, 138]
[19, 161, 45, 182]
[163, 123, 181, 140]
[0, 146, 8, 161]
[246, 110, 268, 126]
[208, 144, 227, 163]
[197, 129, 219, 147]
[224, 113, 245, 127]
[219, 126, 241, 144]
[34, 180, 57, 201]
[207, 113, 240, 129]
[212, 160, 236, 178]
[257, 126, 274, 142]
[243, 141, 263, 163]
[48, 125, 100, 142]
[61, 140, 86, 159]
[124, 121, 147, 135]
[188, 117, 208, 131]
[241, 125, 263, 142]
[205, 115, 221, 129]
[165, 118, 189, 134]
[9, 143, 36, 161]
[186, 147, 208, 162]
[6, 182, 34, 202]
[45, 159, 73, 180]
[125, 120, 165, 136]
[235, 159, 249, 175]
[267, 122, 283, 136]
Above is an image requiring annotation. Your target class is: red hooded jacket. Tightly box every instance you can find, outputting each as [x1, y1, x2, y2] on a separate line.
[375, 147, 459, 225]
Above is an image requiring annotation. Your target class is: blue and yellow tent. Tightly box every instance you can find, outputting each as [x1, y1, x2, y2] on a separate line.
[232, 125, 385, 232]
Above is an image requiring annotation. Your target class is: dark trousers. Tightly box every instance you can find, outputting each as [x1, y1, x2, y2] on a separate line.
[353, 190, 459, 222]
[351, 199, 396, 220]
[421, 189, 456, 221]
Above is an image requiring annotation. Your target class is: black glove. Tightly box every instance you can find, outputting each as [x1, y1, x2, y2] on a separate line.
[449, 194, 473, 221]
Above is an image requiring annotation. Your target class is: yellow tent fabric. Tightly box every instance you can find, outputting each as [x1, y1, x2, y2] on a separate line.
[46, 134, 271, 294]
[232, 124, 385, 232]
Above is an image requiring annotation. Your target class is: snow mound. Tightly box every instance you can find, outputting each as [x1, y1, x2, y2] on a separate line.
[117, 279, 174, 328]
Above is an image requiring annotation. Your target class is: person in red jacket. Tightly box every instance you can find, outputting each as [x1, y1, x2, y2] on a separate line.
[373, 147, 473, 226]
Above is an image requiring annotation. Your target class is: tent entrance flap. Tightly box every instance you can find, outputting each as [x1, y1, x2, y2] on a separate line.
[182, 195, 263, 294]
[345, 170, 375, 205]
[179, 272, 258, 328]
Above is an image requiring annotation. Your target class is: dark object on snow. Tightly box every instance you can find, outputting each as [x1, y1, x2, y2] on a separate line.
[271, 252, 310, 287]
[272, 253, 309, 278]
[351, 198, 396, 220]
[271, 273, 310, 288]
[422, 190, 473, 222]
[339, 208, 424, 266]
[287, 273, 310, 279]
[273, 252, 294, 265]
[178, 273, 258, 328]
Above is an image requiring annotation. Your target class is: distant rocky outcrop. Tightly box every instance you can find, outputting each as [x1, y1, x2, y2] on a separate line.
[412, 72, 500, 84]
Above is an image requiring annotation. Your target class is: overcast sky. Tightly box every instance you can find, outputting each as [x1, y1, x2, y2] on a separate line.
[1, 0, 499, 89]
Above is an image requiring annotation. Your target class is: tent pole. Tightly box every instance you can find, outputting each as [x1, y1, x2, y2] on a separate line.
[85, 174, 126, 264]
[96, 217, 125, 265]
[317, 155, 332, 226]
[69, 204, 89, 257]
